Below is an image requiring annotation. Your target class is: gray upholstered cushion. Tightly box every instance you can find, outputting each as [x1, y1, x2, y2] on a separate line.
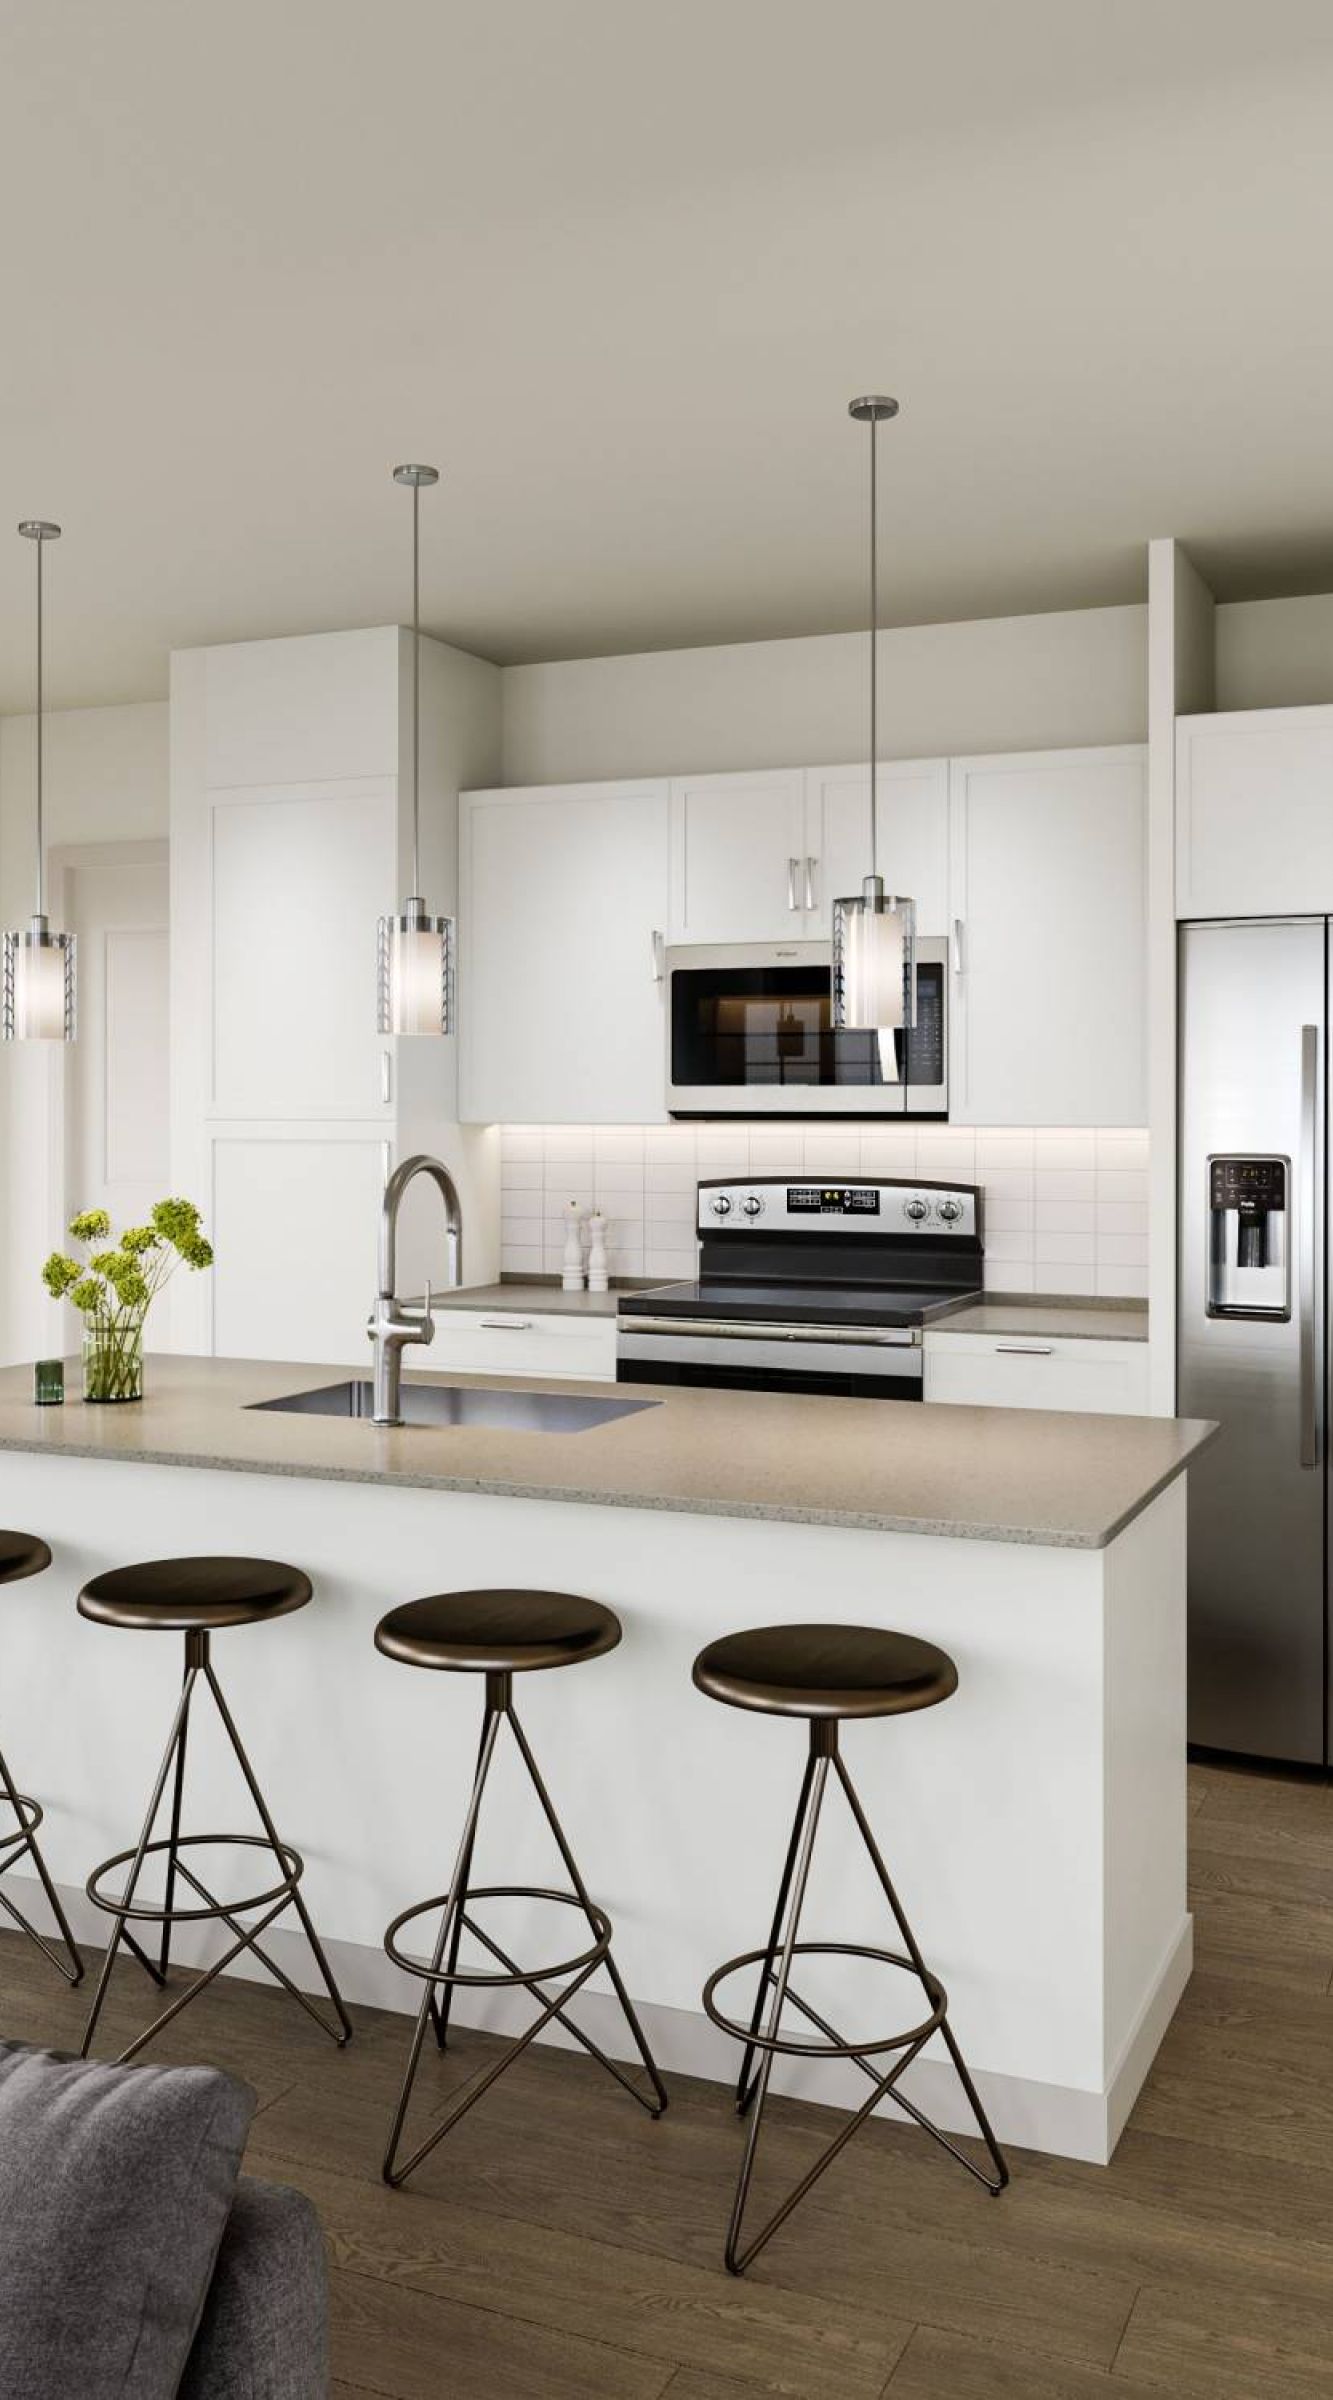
[0, 2040, 255, 2400]
[179, 2176, 330, 2400]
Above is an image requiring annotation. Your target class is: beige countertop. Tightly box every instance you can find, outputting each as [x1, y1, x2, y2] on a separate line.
[929, 1297, 1150, 1343]
[0, 1354, 1213, 1551]
[428, 1281, 628, 1318]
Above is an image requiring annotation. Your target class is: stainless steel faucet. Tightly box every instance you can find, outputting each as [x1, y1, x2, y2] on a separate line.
[370, 1154, 464, 1424]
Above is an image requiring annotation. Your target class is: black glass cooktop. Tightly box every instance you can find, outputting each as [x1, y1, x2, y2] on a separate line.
[618, 1279, 976, 1330]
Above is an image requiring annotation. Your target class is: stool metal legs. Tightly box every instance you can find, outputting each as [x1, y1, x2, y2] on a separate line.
[382, 1668, 668, 2190]
[0, 1740, 84, 1988]
[707, 1720, 1008, 2276]
[80, 1628, 352, 2062]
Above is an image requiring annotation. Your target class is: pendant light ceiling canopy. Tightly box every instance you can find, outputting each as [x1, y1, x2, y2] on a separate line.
[831, 396, 915, 1078]
[4, 519, 75, 1043]
[377, 463, 453, 1038]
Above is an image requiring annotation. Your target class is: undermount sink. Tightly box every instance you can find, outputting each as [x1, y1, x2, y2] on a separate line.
[248, 1379, 658, 1434]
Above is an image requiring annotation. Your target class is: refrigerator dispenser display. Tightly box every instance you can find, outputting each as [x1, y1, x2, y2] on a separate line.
[1205, 1154, 1289, 1320]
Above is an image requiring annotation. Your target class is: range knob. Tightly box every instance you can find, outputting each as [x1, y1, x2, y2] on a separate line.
[741, 1194, 765, 1218]
[710, 1194, 733, 1217]
[937, 1197, 963, 1224]
[903, 1195, 930, 1223]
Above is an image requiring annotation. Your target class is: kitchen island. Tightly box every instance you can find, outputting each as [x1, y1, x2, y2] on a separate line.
[0, 1355, 1214, 2163]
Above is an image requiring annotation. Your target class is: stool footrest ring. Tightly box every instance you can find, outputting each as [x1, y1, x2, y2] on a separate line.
[385, 1885, 611, 1988]
[704, 1941, 946, 2059]
[0, 1792, 45, 1858]
[86, 1832, 303, 1925]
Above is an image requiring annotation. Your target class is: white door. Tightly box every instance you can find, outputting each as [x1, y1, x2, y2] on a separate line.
[668, 770, 807, 943]
[459, 781, 670, 1124]
[1176, 706, 1333, 918]
[65, 853, 171, 1236]
[948, 746, 1148, 1126]
[804, 761, 950, 936]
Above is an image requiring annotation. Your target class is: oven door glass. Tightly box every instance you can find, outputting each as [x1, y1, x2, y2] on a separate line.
[670, 962, 944, 1090]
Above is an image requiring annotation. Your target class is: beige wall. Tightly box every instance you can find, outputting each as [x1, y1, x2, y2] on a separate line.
[1215, 593, 1333, 711]
[499, 604, 1148, 786]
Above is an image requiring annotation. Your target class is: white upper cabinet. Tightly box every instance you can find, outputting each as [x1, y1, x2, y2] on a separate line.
[667, 770, 807, 943]
[459, 780, 670, 1124]
[803, 761, 950, 935]
[667, 762, 948, 945]
[1176, 707, 1333, 919]
[948, 745, 1147, 1127]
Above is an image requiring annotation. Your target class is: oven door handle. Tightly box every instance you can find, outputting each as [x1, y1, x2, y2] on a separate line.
[619, 1317, 920, 1348]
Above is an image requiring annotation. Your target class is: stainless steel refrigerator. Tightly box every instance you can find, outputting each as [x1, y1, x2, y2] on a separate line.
[1179, 916, 1330, 1764]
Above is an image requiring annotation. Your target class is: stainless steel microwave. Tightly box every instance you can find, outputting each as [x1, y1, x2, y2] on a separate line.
[665, 938, 949, 1117]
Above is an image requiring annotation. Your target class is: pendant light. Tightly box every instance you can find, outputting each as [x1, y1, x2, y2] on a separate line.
[4, 519, 75, 1043]
[831, 397, 915, 1080]
[377, 464, 453, 1036]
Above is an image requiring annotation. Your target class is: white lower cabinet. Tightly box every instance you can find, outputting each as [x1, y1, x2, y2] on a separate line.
[923, 1331, 1151, 1415]
[427, 1308, 617, 1383]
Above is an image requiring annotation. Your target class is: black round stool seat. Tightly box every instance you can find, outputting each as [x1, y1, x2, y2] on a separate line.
[375, 1587, 621, 1675]
[0, 1531, 52, 1585]
[693, 1623, 957, 1720]
[78, 1556, 312, 1633]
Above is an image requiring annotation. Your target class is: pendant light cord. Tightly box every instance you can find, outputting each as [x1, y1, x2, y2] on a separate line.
[411, 477, 421, 900]
[34, 534, 44, 919]
[868, 411, 878, 882]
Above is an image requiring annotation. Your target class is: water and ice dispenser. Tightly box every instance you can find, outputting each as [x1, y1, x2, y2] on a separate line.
[1205, 1156, 1290, 1320]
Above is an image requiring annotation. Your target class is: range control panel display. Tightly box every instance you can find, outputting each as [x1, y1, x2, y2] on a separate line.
[786, 1186, 881, 1215]
[1210, 1158, 1286, 1213]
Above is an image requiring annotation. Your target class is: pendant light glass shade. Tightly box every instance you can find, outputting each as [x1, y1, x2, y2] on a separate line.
[831, 398, 915, 1061]
[377, 464, 453, 1037]
[4, 520, 75, 1044]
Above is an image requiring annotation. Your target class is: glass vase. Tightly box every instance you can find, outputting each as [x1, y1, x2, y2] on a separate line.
[82, 1323, 145, 1404]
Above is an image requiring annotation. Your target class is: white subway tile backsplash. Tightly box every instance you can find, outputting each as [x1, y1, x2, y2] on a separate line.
[1034, 1262, 1097, 1295]
[500, 1126, 1152, 1296]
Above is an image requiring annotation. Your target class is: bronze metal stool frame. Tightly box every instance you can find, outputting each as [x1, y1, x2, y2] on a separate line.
[705, 1718, 1008, 2275]
[79, 1628, 352, 2063]
[382, 1667, 668, 2189]
[0, 1746, 84, 1988]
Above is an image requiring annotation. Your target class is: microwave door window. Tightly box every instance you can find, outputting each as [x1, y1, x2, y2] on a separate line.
[671, 966, 895, 1088]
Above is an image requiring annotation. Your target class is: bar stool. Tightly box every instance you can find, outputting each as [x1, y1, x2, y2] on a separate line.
[0, 1532, 84, 1987]
[77, 1556, 352, 2063]
[694, 1622, 1008, 2274]
[375, 1587, 668, 2189]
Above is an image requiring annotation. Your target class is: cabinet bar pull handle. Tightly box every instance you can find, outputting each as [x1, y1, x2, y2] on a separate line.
[1299, 1022, 1319, 1468]
[787, 857, 799, 912]
[995, 1341, 1054, 1356]
[380, 1051, 392, 1104]
[953, 918, 965, 976]
[803, 856, 817, 911]
[650, 930, 665, 982]
[479, 1316, 534, 1330]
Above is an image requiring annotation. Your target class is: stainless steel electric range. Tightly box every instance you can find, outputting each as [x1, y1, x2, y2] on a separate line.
[616, 1177, 983, 1400]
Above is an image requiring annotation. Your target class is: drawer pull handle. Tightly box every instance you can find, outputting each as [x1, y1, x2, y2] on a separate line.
[479, 1317, 534, 1331]
[995, 1341, 1054, 1356]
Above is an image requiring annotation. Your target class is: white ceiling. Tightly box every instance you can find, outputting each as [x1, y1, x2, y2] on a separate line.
[3, 0, 1333, 709]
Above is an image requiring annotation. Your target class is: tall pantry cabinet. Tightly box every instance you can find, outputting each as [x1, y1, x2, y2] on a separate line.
[170, 626, 502, 1363]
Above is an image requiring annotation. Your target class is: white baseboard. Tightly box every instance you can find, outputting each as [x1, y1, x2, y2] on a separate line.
[1, 1878, 1192, 2169]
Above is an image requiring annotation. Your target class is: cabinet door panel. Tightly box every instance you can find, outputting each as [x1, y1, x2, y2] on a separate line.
[210, 1130, 388, 1364]
[923, 1331, 1150, 1413]
[211, 783, 396, 1118]
[806, 761, 949, 935]
[460, 782, 668, 1124]
[949, 747, 1147, 1127]
[668, 771, 806, 943]
[1176, 709, 1333, 918]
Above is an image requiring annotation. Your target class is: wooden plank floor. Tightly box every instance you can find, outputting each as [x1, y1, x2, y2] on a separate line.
[0, 1755, 1330, 2397]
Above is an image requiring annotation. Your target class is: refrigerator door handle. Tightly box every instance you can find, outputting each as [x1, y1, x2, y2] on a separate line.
[1299, 1021, 1319, 1469]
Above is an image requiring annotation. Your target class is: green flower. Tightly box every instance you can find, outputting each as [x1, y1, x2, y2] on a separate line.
[152, 1198, 202, 1249]
[42, 1253, 81, 1299]
[178, 1236, 214, 1271]
[69, 1278, 103, 1315]
[68, 1209, 111, 1244]
[120, 1226, 159, 1257]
